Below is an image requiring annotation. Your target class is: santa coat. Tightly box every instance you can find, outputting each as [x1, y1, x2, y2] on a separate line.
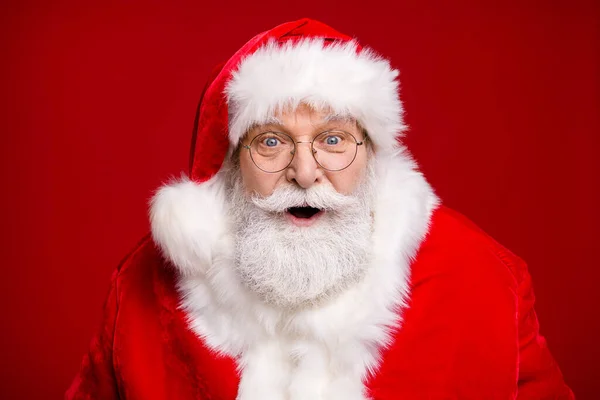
[66, 206, 573, 400]
[67, 18, 573, 399]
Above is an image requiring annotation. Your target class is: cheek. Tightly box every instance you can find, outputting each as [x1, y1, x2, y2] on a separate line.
[239, 153, 280, 196]
[327, 150, 369, 194]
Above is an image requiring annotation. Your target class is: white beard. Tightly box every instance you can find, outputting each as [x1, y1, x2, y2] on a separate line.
[227, 166, 376, 309]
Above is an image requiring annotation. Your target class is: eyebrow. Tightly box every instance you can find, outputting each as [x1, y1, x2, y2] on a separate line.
[317, 114, 361, 132]
[246, 113, 358, 134]
[322, 113, 356, 124]
[246, 117, 284, 132]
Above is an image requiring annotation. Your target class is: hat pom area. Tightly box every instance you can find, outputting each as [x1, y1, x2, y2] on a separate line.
[149, 172, 230, 277]
[225, 38, 406, 153]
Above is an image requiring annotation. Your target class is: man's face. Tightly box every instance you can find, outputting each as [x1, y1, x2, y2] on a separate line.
[239, 105, 369, 199]
[228, 105, 375, 308]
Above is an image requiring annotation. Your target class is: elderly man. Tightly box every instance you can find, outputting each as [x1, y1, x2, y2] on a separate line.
[67, 18, 573, 399]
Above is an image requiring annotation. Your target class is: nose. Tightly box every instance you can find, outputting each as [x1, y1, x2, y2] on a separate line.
[285, 142, 323, 189]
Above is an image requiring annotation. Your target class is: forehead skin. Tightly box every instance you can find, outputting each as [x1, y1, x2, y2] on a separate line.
[243, 105, 363, 143]
[237, 104, 370, 197]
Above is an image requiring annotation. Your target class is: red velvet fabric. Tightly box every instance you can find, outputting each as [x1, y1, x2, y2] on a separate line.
[66, 206, 573, 399]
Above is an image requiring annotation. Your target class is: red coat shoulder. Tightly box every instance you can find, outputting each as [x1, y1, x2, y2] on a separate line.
[67, 237, 240, 400]
[369, 206, 573, 400]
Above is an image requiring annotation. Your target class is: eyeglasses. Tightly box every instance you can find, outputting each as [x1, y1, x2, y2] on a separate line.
[242, 130, 365, 173]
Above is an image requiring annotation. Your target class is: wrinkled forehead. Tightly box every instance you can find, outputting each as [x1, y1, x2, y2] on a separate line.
[244, 104, 361, 136]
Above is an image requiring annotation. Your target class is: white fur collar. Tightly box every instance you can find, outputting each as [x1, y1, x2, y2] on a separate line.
[150, 150, 439, 400]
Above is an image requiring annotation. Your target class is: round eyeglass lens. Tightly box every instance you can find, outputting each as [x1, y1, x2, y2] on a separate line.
[312, 130, 359, 171]
[250, 132, 295, 172]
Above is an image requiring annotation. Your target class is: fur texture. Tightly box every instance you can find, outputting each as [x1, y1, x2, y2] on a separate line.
[150, 174, 230, 278]
[226, 39, 405, 154]
[150, 149, 439, 399]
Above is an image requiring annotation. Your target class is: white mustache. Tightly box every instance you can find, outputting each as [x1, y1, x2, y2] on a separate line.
[251, 183, 358, 213]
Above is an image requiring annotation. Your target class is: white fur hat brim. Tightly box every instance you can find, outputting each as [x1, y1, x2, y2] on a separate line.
[226, 38, 405, 153]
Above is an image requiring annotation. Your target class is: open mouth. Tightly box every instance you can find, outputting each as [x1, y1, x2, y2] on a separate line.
[286, 206, 323, 226]
[287, 206, 321, 218]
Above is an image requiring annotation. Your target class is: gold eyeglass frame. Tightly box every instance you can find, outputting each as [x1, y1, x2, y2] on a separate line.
[242, 130, 365, 173]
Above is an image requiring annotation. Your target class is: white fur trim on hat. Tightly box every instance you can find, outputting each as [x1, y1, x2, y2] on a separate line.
[225, 39, 405, 153]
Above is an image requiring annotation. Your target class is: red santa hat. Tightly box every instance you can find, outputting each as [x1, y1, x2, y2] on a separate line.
[189, 17, 405, 183]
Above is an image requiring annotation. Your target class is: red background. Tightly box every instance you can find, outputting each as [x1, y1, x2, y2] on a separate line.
[1, 1, 598, 398]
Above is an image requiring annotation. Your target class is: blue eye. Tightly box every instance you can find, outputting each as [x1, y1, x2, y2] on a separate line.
[325, 135, 340, 145]
[264, 137, 280, 147]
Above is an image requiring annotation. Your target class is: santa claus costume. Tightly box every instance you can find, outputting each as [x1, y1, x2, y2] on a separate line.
[66, 18, 574, 400]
